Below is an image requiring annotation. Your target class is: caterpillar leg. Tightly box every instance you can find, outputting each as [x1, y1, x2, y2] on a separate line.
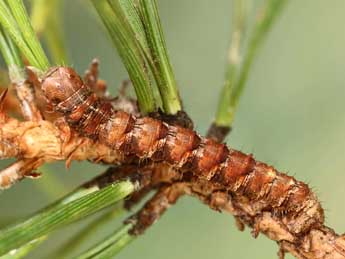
[0, 158, 43, 190]
[127, 182, 190, 235]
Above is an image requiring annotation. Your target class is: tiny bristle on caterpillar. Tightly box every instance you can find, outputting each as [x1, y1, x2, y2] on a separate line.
[41, 66, 324, 235]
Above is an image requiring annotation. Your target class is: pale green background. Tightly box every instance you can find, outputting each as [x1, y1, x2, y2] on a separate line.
[1, 0, 345, 258]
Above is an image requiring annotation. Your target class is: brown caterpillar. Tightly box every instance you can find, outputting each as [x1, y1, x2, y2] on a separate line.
[41, 66, 324, 236]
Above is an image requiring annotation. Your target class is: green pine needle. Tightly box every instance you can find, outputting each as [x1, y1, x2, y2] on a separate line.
[0, 180, 136, 256]
[137, 0, 182, 114]
[55, 206, 124, 258]
[0, 236, 47, 259]
[30, 0, 69, 65]
[75, 223, 134, 259]
[0, 25, 25, 84]
[6, 0, 49, 70]
[0, 1, 38, 68]
[0, 26, 22, 67]
[91, 0, 156, 114]
[215, 0, 289, 127]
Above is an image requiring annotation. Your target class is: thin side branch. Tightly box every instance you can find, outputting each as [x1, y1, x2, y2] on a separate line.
[0, 113, 123, 189]
[76, 162, 345, 259]
[10, 67, 43, 121]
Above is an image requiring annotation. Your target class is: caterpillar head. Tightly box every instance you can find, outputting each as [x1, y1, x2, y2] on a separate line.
[41, 67, 83, 105]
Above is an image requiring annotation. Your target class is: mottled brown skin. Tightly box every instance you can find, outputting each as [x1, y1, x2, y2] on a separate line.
[41, 67, 324, 238]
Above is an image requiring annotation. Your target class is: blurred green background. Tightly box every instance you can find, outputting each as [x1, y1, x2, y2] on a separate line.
[1, 0, 345, 258]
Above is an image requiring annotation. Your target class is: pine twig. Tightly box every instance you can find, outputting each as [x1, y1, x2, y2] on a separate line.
[0, 114, 124, 189]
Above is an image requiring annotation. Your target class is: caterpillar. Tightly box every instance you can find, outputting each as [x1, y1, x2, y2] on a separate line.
[41, 66, 324, 236]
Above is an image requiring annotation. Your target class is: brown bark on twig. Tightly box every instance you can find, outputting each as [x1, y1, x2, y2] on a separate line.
[0, 114, 124, 189]
[86, 164, 345, 259]
[10, 67, 43, 121]
[0, 88, 21, 116]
